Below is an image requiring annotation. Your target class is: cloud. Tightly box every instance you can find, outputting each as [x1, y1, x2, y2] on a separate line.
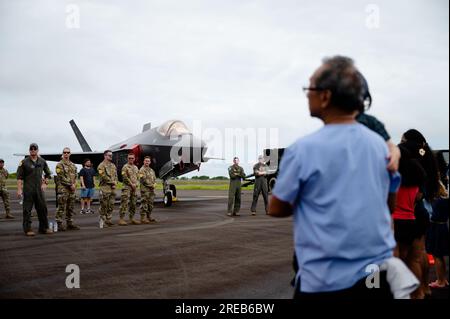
[0, 0, 448, 177]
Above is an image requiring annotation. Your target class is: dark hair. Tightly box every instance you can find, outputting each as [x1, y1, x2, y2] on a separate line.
[316, 56, 365, 113]
[233, 157, 239, 160]
[398, 143, 426, 187]
[83, 158, 91, 165]
[103, 150, 112, 156]
[144, 156, 152, 160]
[402, 129, 440, 200]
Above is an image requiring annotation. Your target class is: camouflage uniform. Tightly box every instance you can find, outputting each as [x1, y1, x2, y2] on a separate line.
[250, 162, 269, 214]
[0, 167, 12, 218]
[119, 163, 139, 219]
[227, 164, 246, 215]
[97, 160, 118, 224]
[139, 166, 156, 220]
[17, 157, 52, 233]
[55, 160, 77, 225]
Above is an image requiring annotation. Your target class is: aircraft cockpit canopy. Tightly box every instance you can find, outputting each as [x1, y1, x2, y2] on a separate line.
[157, 120, 191, 137]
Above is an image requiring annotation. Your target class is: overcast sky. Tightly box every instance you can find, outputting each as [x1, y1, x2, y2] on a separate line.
[0, 0, 448, 177]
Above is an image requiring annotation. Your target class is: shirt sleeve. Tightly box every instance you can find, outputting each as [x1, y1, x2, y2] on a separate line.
[272, 146, 301, 205]
[16, 161, 24, 180]
[43, 160, 52, 179]
[389, 171, 402, 193]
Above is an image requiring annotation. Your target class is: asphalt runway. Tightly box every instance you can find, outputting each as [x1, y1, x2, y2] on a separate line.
[0, 190, 295, 299]
[0, 189, 447, 299]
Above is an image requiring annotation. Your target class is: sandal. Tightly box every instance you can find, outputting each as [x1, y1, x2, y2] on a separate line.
[428, 280, 447, 288]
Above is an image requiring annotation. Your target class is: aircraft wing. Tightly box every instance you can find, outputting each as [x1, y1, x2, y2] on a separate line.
[14, 152, 105, 167]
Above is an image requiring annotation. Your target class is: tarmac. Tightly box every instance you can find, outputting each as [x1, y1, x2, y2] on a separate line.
[0, 189, 295, 299]
[0, 189, 447, 299]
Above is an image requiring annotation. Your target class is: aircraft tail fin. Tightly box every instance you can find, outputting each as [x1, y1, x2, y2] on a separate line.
[69, 119, 93, 152]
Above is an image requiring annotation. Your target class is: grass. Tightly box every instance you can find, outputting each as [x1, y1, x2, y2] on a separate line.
[5, 178, 253, 191]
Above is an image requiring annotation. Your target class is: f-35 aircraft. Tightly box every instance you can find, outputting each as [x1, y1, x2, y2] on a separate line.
[33, 119, 212, 206]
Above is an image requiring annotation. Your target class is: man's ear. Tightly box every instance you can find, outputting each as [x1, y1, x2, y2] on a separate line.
[320, 90, 332, 109]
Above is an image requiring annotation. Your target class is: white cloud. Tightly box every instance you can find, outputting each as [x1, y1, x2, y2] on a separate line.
[0, 0, 448, 177]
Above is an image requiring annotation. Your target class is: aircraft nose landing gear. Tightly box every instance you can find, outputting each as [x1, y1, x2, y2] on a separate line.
[163, 180, 177, 207]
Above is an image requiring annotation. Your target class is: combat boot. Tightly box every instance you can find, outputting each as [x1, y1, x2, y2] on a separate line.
[129, 218, 141, 225]
[118, 218, 128, 226]
[141, 217, 150, 224]
[105, 220, 115, 227]
[67, 222, 80, 230]
[57, 222, 66, 231]
[5, 214, 14, 219]
[25, 230, 35, 237]
[147, 215, 157, 223]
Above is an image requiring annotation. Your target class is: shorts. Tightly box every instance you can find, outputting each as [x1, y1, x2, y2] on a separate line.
[80, 188, 95, 199]
[394, 219, 419, 245]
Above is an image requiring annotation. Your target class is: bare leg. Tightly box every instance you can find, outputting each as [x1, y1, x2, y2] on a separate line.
[409, 238, 425, 299]
[434, 257, 449, 286]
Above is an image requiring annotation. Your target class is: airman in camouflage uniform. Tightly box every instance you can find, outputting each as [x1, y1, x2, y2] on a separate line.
[139, 156, 157, 223]
[119, 153, 140, 225]
[55, 148, 79, 230]
[97, 150, 118, 227]
[0, 159, 14, 219]
[250, 155, 269, 215]
[227, 157, 246, 216]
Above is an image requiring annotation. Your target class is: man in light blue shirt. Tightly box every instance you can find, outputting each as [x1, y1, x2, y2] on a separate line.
[269, 56, 397, 297]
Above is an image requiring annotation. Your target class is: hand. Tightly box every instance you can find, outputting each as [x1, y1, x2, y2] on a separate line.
[17, 189, 23, 199]
[387, 143, 401, 172]
[111, 184, 116, 190]
[70, 184, 76, 192]
[41, 183, 48, 192]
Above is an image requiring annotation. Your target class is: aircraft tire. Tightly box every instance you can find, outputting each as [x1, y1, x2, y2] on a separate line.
[164, 192, 173, 207]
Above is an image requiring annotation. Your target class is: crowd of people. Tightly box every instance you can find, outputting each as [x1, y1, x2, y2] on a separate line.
[0, 146, 158, 236]
[268, 56, 448, 299]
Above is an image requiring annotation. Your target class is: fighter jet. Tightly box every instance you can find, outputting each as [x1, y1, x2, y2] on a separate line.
[19, 120, 213, 206]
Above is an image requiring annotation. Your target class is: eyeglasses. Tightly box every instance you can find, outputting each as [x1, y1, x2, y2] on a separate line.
[106, 154, 112, 157]
[63, 152, 71, 154]
[302, 87, 327, 94]
[29, 148, 38, 151]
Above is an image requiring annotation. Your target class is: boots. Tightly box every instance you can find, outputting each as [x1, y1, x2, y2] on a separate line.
[105, 220, 115, 227]
[141, 216, 150, 224]
[129, 218, 141, 225]
[67, 222, 80, 230]
[5, 213, 14, 219]
[57, 222, 66, 231]
[118, 218, 128, 226]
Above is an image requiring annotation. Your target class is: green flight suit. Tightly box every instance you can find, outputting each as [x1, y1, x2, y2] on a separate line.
[227, 164, 245, 215]
[251, 162, 269, 213]
[16, 157, 52, 233]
